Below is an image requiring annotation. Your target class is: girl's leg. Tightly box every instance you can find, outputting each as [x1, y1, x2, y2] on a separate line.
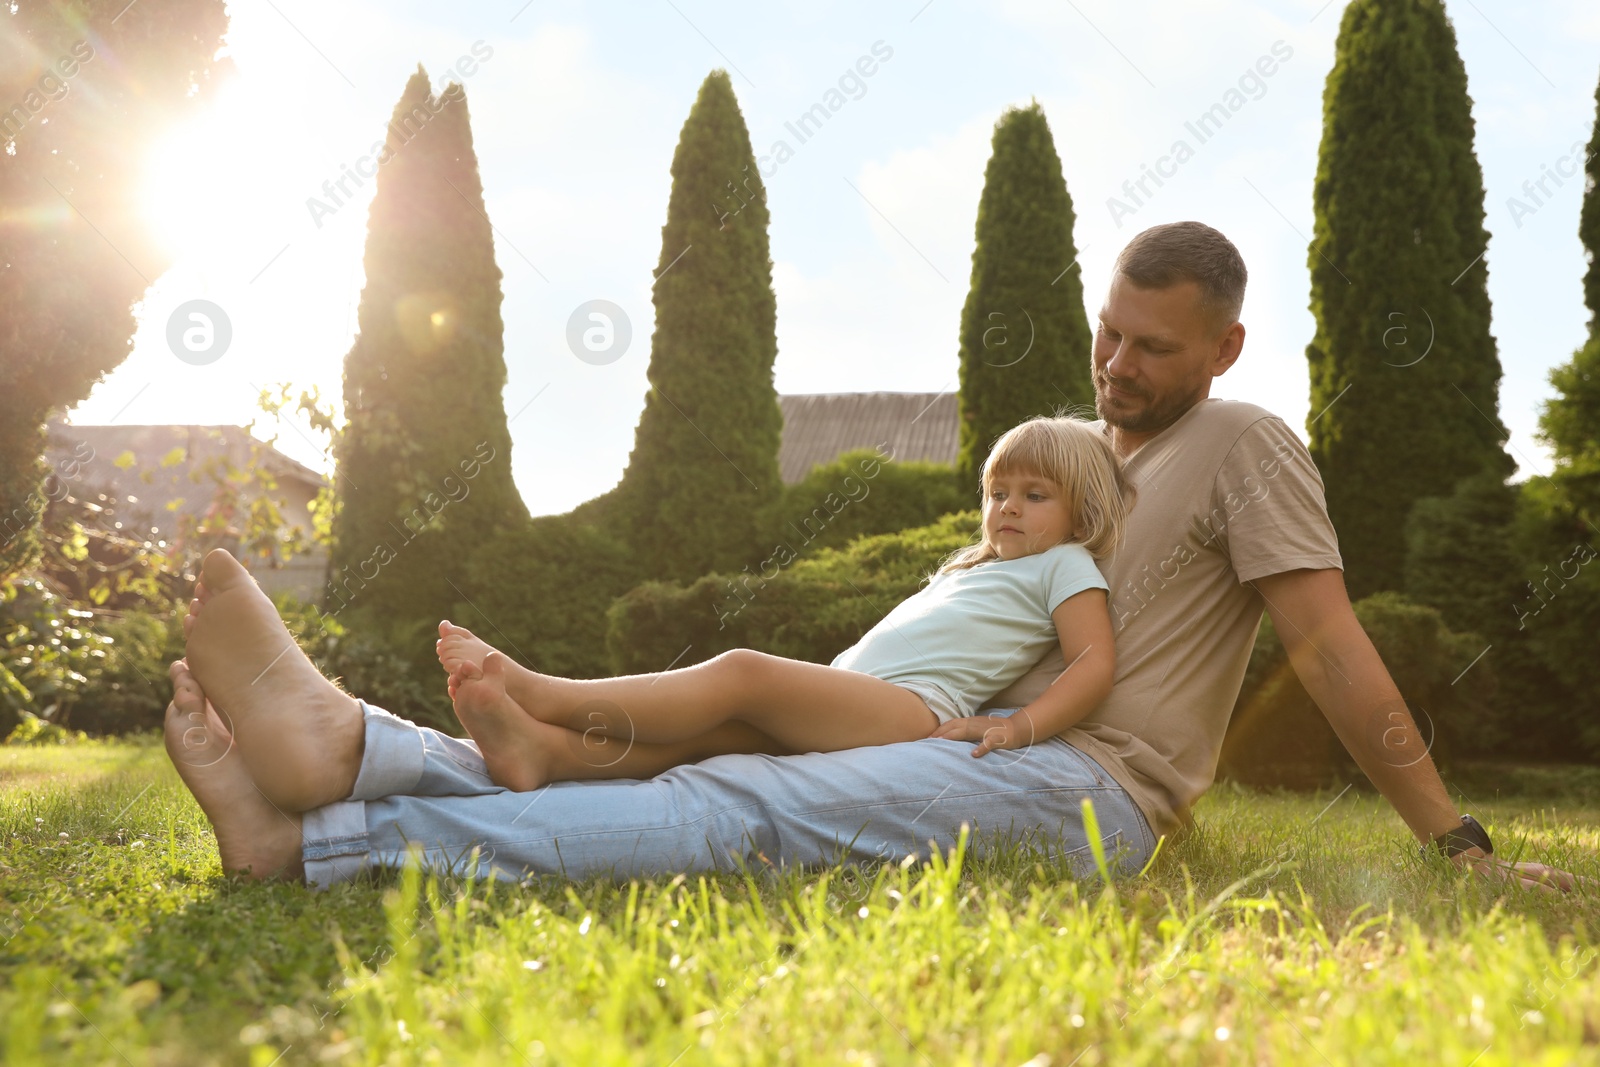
[468, 647, 938, 753]
[454, 653, 792, 790]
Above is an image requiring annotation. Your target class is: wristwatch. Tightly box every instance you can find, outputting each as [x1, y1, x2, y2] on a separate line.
[1422, 814, 1493, 859]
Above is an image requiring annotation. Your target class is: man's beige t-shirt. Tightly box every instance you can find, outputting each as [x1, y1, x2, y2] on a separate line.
[981, 399, 1343, 840]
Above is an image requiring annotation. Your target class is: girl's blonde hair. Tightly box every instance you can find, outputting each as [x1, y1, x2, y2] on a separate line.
[938, 414, 1135, 573]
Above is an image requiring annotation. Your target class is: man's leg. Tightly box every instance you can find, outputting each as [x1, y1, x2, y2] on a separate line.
[302, 705, 1157, 887]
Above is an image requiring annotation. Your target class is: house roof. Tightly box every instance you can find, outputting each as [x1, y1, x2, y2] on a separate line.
[776, 392, 957, 484]
[49, 395, 954, 507]
[43, 423, 329, 543]
[48, 423, 328, 487]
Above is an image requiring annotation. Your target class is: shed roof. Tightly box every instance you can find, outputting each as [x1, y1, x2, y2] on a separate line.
[776, 392, 957, 484]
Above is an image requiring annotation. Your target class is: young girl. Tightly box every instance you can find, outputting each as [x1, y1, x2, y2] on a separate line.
[438, 414, 1133, 792]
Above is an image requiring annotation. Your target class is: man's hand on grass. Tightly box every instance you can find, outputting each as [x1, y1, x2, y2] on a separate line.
[929, 712, 1036, 757]
[1454, 848, 1589, 895]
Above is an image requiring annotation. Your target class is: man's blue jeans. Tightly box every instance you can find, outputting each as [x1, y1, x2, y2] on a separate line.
[301, 702, 1158, 886]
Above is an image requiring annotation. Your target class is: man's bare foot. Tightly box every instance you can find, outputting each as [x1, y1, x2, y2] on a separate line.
[164, 660, 304, 881]
[451, 652, 564, 791]
[184, 549, 364, 811]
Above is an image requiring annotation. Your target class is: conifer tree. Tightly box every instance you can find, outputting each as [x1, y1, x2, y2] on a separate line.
[955, 102, 1093, 491]
[332, 69, 526, 626]
[1305, 0, 1510, 599]
[610, 70, 783, 582]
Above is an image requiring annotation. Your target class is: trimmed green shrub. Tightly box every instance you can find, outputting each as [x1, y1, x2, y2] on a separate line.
[608, 70, 784, 583]
[1305, 0, 1511, 599]
[454, 516, 646, 684]
[1507, 476, 1600, 758]
[333, 70, 527, 633]
[607, 510, 981, 675]
[1403, 471, 1576, 759]
[956, 101, 1093, 489]
[1220, 592, 1492, 787]
[758, 449, 968, 560]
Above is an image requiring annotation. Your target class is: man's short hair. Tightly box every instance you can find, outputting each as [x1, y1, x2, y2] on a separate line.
[1112, 221, 1247, 330]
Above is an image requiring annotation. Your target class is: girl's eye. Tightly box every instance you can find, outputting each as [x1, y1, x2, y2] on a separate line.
[1028, 493, 1045, 501]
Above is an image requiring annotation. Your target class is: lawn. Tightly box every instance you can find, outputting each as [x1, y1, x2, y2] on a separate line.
[2, 739, 1598, 1066]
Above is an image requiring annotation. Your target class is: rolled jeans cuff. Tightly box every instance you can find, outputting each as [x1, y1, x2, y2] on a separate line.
[349, 701, 426, 800]
[302, 701, 427, 889]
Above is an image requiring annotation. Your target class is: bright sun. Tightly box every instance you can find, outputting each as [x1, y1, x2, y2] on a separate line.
[140, 83, 299, 268]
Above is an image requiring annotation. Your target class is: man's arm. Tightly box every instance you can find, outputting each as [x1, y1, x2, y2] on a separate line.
[1252, 567, 1579, 891]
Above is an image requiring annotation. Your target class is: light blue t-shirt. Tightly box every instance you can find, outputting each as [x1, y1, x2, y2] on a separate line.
[829, 542, 1109, 721]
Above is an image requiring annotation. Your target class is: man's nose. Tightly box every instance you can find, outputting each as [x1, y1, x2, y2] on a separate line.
[1102, 339, 1137, 381]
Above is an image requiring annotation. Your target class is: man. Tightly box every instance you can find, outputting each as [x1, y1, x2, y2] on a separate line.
[167, 221, 1575, 891]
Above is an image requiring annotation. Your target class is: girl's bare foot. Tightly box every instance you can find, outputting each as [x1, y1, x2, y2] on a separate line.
[451, 652, 563, 792]
[437, 620, 495, 674]
[184, 549, 364, 811]
[437, 620, 561, 711]
[164, 660, 304, 881]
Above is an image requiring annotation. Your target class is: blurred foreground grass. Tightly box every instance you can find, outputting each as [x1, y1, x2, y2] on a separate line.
[2, 740, 1598, 1065]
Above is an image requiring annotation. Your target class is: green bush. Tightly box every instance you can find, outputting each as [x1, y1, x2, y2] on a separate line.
[608, 510, 981, 675]
[454, 515, 647, 682]
[0, 578, 111, 736]
[760, 450, 968, 560]
[66, 610, 183, 736]
[1220, 592, 1492, 787]
[4, 709, 91, 745]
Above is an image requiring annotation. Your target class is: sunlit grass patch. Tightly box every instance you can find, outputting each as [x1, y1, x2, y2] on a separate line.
[2, 744, 1598, 1065]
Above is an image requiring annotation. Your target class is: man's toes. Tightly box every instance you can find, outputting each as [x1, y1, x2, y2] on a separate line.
[199, 548, 252, 595]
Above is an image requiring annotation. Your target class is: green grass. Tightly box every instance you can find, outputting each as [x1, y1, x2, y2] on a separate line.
[2, 741, 1599, 1065]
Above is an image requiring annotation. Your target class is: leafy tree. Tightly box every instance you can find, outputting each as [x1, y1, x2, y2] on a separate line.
[333, 70, 526, 628]
[608, 70, 783, 582]
[0, 0, 232, 579]
[1305, 0, 1510, 599]
[956, 102, 1093, 490]
[1499, 67, 1600, 758]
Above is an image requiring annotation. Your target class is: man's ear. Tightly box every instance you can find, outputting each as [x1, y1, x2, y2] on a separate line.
[1210, 321, 1245, 377]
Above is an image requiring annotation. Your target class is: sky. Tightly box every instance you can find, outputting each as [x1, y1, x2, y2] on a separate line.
[70, 0, 1600, 516]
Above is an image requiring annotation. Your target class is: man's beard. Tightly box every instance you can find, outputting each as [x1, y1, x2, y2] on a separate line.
[1093, 368, 1207, 434]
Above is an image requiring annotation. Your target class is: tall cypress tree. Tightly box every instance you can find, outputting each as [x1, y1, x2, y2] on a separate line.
[955, 102, 1092, 491]
[1306, 0, 1510, 599]
[610, 70, 782, 582]
[332, 69, 526, 626]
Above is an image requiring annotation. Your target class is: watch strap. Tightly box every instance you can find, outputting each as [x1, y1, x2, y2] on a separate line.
[1424, 814, 1493, 859]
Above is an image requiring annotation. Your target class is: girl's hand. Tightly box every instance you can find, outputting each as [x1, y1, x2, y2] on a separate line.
[928, 713, 1034, 758]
